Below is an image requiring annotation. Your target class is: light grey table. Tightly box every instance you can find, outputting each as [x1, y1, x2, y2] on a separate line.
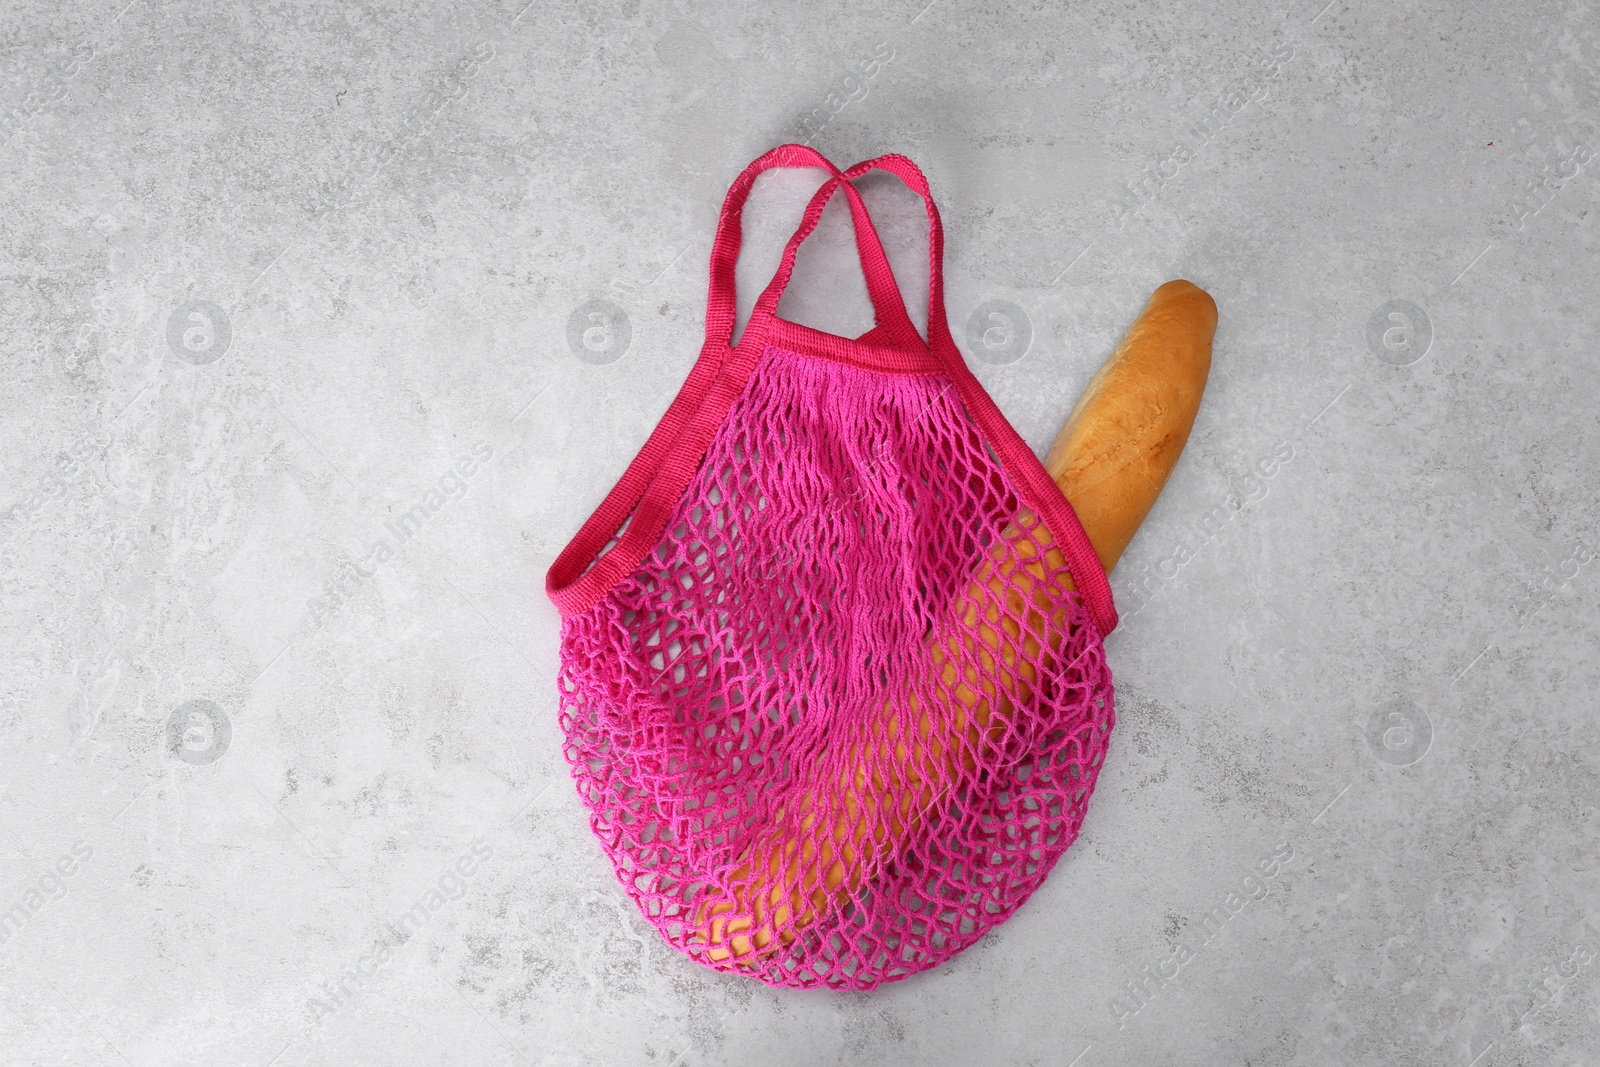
[2, 0, 1597, 1064]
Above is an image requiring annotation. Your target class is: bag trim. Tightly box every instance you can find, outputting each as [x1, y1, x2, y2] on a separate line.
[545, 147, 1118, 639]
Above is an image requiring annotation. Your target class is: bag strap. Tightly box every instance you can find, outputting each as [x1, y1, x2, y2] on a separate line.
[841, 154, 956, 353]
[706, 145, 923, 352]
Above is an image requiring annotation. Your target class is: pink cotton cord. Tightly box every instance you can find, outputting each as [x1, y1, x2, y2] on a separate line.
[556, 344, 1116, 990]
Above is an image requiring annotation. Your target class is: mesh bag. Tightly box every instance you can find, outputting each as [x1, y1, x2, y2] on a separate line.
[546, 146, 1119, 990]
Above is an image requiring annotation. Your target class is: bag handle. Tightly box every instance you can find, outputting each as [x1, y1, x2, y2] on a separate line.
[705, 145, 923, 352]
[840, 153, 956, 355]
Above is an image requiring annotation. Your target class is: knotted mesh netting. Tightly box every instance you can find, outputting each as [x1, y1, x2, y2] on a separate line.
[556, 341, 1115, 990]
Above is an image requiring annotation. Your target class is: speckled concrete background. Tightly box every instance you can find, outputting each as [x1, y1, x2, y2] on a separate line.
[2, 0, 1597, 1063]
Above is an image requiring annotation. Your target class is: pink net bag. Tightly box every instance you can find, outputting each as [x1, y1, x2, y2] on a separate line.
[546, 146, 1119, 990]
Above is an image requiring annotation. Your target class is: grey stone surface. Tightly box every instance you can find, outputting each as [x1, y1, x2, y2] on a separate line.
[2, 0, 1597, 1063]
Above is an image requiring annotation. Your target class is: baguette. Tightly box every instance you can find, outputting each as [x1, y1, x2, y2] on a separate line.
[690, 279, 1217, 967]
